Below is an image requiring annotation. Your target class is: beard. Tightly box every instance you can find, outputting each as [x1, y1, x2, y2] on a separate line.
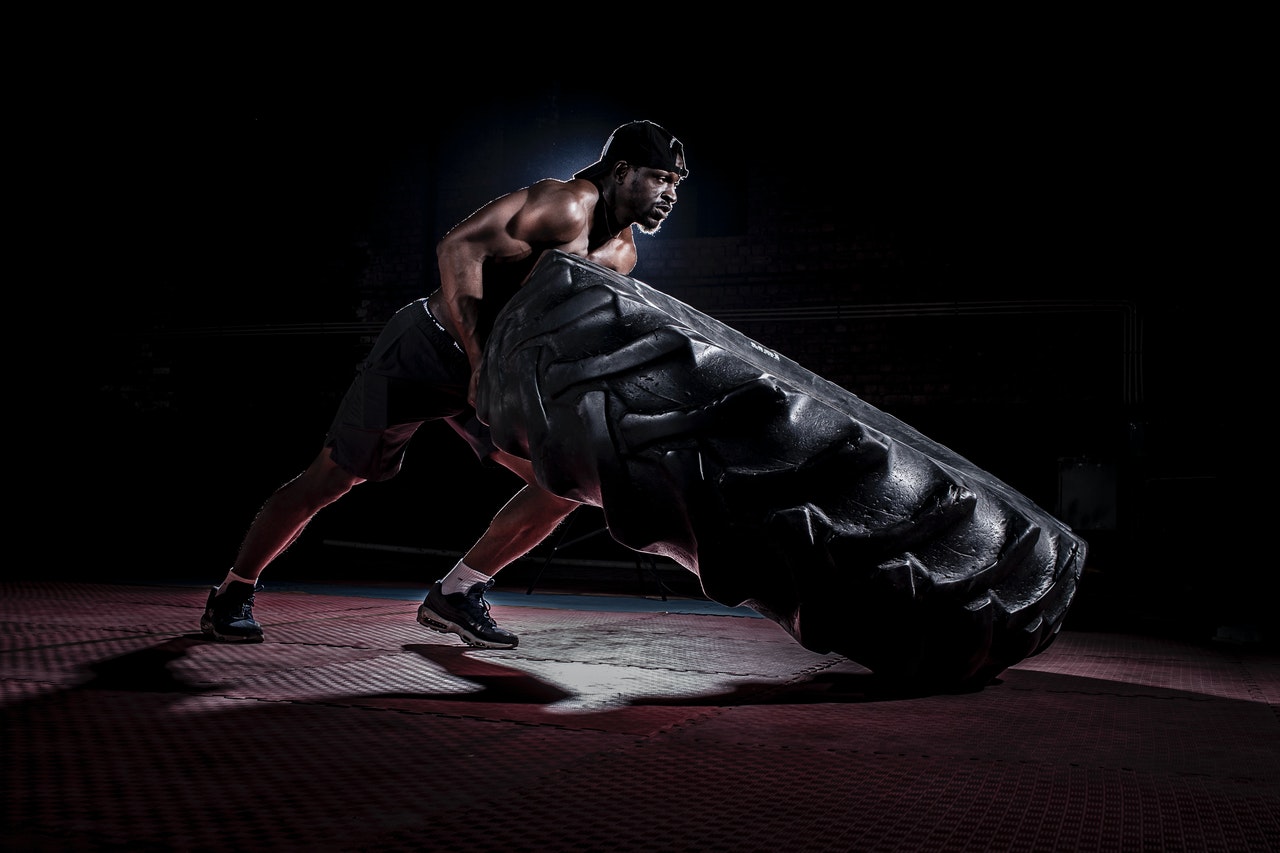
[634, 205, 669, 235]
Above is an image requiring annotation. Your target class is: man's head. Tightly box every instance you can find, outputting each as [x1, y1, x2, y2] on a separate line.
[574, 120, 688, 182]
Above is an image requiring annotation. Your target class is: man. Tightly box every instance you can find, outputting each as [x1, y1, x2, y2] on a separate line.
[201, 120, 688, 650]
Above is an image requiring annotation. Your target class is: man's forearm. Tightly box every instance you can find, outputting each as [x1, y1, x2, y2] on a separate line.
[437, 244, 487, 368]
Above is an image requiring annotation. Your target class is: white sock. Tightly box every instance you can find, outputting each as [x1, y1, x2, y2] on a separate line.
[218, 570, 258, 593]
[440, 562, 493, 595]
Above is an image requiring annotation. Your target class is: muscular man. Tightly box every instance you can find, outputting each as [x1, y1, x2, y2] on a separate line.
[201, 120, 688, 649]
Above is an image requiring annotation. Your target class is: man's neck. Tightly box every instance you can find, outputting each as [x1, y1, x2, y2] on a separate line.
[590, 185, 626, 249]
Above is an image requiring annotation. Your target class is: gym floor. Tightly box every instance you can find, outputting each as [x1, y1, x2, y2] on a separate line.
[2, 578, 1277, 852]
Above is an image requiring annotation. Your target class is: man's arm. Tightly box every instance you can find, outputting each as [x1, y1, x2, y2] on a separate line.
[436, 179, 596, 401]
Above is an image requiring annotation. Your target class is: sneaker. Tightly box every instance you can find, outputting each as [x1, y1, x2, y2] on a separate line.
[417, 579, 518, 649]
[200, 582, 265, 643]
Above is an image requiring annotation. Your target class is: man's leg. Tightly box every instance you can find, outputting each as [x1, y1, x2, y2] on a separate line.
[418, 450, 579, 648]
[202, 447, 364, 642]
[230, 448, 365, 583]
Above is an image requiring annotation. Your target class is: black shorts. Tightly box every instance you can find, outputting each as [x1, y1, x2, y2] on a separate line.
[325, 298, 495, 481]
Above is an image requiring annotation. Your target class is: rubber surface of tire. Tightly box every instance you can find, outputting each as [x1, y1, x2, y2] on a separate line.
[477, 251, 1086, 690]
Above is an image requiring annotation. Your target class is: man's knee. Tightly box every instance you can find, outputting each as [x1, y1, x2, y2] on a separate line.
[293, 448, 364, 504]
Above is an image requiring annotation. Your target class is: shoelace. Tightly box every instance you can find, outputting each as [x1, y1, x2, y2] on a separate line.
[462, 588, 497, 627]
[220, 585, 258, 617]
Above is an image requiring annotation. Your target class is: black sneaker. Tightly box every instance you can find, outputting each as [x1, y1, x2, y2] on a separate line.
[200, 582, 265, 643]
[417, 579, 518, 649]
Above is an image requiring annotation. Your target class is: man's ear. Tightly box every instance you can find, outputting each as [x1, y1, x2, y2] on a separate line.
[612, 162, 630, 182]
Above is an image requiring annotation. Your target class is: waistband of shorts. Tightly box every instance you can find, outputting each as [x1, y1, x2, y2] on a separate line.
[421, 299, 465, 356]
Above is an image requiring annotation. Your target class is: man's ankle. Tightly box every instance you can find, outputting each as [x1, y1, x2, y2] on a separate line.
[440, 562, 493, 595]
[217, 571, 259, 594]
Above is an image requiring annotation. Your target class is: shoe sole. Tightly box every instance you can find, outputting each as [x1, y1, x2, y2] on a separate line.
[416, 605, 518, 649]
[201, 630, 265, 643]
[199, 617, 265, 644]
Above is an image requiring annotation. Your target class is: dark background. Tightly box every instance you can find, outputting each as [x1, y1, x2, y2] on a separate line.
[52, 47, 1241, 640]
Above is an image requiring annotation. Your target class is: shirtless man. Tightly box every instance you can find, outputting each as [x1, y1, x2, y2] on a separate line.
[201, 120, 688, 649]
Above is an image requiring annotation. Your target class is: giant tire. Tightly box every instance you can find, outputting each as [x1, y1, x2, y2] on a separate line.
[477, 251, 1086, 691]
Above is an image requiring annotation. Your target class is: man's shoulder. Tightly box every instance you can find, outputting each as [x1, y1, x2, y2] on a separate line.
[522, 179, 598, 227]
[526, 177, 596, 201]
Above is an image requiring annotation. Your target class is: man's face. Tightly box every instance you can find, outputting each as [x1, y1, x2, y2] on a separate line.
[625, 156, 684, 235]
